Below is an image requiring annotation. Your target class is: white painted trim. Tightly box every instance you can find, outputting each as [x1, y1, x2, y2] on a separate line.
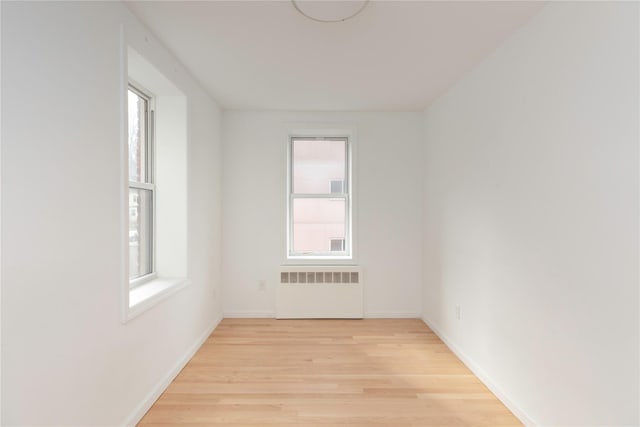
[121, 33, 190, 324]
[0, 2, 3, 418]
[222, 312, 422, 319]
[283, 257, 357, 266]
[282, 123, 359, 266]
[365, 312, 422, 319]
[119, 24, 130, 324]
[126, 277, 191, 321]
[223, 311, 276, 318]
[421, 317, 537, 427]
[121, 314, 223, 427]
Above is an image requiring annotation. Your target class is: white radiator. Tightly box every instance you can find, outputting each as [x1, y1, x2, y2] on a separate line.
[276, 266, 363, 319]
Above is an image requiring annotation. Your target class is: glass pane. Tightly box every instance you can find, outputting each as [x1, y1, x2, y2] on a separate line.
[292, 139, 345, 194]
[330, 239, 345, 251]
[292, 198, 345, 253]
[128, 89, 147, 183]
[129, 188, 153, 280]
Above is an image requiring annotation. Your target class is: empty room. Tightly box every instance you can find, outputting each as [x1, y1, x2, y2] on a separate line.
[1, 0, 638, 426]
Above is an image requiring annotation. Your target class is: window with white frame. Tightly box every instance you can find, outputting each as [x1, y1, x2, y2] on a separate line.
[128, 84, 155, 285]
[288, 136, 351, 258]
[123, 46, 188, 322]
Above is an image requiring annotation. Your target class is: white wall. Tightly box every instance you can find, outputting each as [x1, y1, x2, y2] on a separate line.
[422, 2, 638, 426]
[222, 112, 423, 318]
[1, 2, 222, 425]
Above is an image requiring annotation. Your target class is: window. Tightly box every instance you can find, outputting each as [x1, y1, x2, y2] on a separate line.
[128, 84, 155, 285]
[122, 46, 189, 323]
[288, 136, 351, 258]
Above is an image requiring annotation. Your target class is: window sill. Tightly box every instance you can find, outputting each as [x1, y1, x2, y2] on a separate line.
[285, 256, 355, 266]
[125, 276, 190, 322]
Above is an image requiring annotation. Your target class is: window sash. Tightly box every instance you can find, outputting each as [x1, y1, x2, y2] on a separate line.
[288, 136, 351, 258]
[128, 83, 154, 184]
[128, 83, 155, 286]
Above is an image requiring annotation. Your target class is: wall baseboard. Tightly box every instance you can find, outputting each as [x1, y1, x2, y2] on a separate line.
[223, 311, 422, 319]
[122, 314, 223, 427]
[421, 317, 537, 427]
[365, 312, 422, 318]
[223, 311, 275, 318]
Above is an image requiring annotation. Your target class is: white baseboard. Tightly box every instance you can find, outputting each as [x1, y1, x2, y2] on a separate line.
[365, 312, 422, 318]
[223, 311, 421, 319]
[122, 314, 223, 426]
[421, 317, 537, 427]
[223, 310, 276, 318]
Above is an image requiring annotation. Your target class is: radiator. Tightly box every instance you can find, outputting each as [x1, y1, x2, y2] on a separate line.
[276, 266, 363, 319]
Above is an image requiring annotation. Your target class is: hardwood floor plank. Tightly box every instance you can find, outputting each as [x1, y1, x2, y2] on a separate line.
[138, 319, 521, 426]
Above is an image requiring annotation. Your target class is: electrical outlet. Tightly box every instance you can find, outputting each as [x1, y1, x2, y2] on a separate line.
[455, 305, 461, 320]
[258, 280, 266, 291]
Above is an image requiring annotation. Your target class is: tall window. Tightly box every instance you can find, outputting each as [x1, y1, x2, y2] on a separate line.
[128, 84, 155, 284]
[288, 136, 351, 258]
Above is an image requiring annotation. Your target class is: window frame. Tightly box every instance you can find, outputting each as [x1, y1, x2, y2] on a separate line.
[287, 135, 352, 260]
[128, 82, 157, 288]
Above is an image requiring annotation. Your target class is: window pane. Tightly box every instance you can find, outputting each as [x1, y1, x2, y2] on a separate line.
[330, 180, 344, 194]
[292, 139, 345, 194]
[128, 89, 147, 183]
[129, 188, 153, 279]
[330, 238, 345, 251]
[292, 198, 345, 253]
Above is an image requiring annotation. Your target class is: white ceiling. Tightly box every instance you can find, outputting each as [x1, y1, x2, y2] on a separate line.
[126, 1, 544, 111]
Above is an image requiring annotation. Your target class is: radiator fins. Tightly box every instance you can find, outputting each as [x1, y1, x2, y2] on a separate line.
[280, 271, 359, 284]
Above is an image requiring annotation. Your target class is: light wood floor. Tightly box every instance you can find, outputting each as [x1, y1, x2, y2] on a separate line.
[138, 318, 521, 426]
